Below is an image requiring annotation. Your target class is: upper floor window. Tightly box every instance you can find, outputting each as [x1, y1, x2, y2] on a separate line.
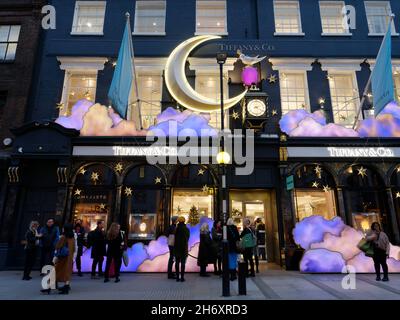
[71, 1, 106, 35]
[134, 0, 166, 35]
[273, 0, 304, 35]
[279, 72, 309, 114]
[319, 1, 351, 35]
[0, 25, 21, 62]
[63, 72, 97, 115]
[196, 0, 227, 35]
[138, 74, 162, 129]
[327, 72, 359, 127]
[365, 1, 397, 35]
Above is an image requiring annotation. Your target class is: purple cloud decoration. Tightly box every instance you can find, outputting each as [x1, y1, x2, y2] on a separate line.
[280, 101, 400, 138]
[55, 99, 94, 130]
[300, 249, 346, 273]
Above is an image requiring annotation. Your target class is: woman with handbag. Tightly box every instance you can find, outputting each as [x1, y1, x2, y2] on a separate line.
[366, 222, 390, 281]
[240, 218, 256, 277]
[104, 223, 126, 283]
[227, 218, 240, 281]
[42, 223, 76, 294]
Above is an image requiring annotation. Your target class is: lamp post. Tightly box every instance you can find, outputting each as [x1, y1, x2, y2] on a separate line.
[216, 52, 230, 297]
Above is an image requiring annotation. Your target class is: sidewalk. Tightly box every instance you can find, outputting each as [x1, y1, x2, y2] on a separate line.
[1, 269, 400, 300]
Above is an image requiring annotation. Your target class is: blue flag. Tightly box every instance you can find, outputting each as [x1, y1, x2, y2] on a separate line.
[108, 19, 134, 119]
[372, 21, 394, 116]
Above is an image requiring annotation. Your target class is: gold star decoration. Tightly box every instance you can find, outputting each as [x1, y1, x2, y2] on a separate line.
[268, 74, 277, 83]
[397, 167, 400, 173]
[56, 103, 64, 110]
[312, 181, 319, 188]
[396, 192, 400, 199]
[271, 109, 278, 116]
[198, 168, 205, 176]
[232, 111, 240, 120]
[323, 185, 330, 193]
[79, 168, 86, 175]
[124, 187, 133, 197]
[91, 172, 100, 183]
[155, 177, 162, 184]
[202, 185, 209, 193]
[314, 165, 322, 178]
[74, 189, 82, 196]
[115, 163, 124, 174]
[100, 203, 106, 210]
[357, 167, 367, 178]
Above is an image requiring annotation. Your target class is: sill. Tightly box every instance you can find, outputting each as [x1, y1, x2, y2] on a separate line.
[368, 33, 399, 36]
[274, 32, 305, 36]
[132, 32, 166, 36]
[321, 32, 352, 37]
[0, 60, 15, 64]
[194, 32, 228, 36]
[70, 32, 104, 36]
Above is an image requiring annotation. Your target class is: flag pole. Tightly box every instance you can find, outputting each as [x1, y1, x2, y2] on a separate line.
[352, 14, 394, 129]
[126, 12, 142, 129]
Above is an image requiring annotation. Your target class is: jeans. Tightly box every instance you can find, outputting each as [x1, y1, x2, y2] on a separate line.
[105, 254, 122, 279]
[167, 246, 175, 276]
[243, 248, 255, 276]
[91, 257, 104, 276]
[23, 248, 37, 278]
[373, 248, 388, 279]
[175, 257, 187, 279]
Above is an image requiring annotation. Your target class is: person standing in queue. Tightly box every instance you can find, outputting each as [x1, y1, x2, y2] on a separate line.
[166, 216, 178, 279]
[174, 216, 190, 282]
[240, 218, 256, 277]
[87, 220, 106, 279]
[227, 218, 240, 281]
[22, 221, 42, 280]
[39, 218, 60, 271]
[250, 219, 259, 273]
[198, 223, 216, 277]
[211, 220, 223, 275]
[104, 223, 127, 283]
[74, 220, 86, 277]
[366, 222, 390, 281]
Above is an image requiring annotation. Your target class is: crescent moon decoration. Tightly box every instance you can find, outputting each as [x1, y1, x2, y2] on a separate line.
[165, 35, 248, 113]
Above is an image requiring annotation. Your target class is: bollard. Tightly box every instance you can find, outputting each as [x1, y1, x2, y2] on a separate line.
[238, 261, 247, 295]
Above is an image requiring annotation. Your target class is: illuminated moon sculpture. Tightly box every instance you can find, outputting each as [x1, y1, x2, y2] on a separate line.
[165, 35, 248, 113]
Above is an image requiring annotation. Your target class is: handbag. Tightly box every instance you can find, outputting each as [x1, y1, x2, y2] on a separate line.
[241, 230, 256, 248]
[122, 250, 129, 267]
[55, 242, 69, 258]
[168, 234, 175, 246]
[357, 238, 374, 257]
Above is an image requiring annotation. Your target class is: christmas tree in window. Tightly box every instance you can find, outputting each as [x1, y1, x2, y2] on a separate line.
[188, 205, 200, 226]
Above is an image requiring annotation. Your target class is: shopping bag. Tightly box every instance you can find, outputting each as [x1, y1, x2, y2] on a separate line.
[357, 238, 374, 257]
[122, 250, 129, 267]
[109, 259, 115, 278]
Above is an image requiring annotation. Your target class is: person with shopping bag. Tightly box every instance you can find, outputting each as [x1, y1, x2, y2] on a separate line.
[104, 223, 127, 283]
[366, 222, 390, 281]
[240, 218, 256, 277]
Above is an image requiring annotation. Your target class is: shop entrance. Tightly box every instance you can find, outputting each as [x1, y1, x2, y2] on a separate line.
[230, 190, 280, 264]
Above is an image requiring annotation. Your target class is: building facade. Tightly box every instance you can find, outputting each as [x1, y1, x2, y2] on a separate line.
[2, 0, 400, 270]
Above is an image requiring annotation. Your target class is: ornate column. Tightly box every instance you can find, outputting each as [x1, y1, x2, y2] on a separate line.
[335, 186, 348, 223]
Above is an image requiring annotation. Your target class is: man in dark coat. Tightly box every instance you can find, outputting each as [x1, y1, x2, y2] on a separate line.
[87, 220, 106, 279]
[39, 218, 60, 271]
[174, 217, 190, 282]
[74, 220, 86, 276]
[166, 216, 178, 279]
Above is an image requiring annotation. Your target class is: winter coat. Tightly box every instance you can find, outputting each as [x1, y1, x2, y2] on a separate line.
[211, 227, 223, 257]
[174, 222, 190, 259]
[227, 224, 240, 253]
[75, 226, 86, 256]
[24, 229, 39, 250]
[106, 231, 126, 258]
[88, 227, 106, 259]
[55, 235, 76, 282]
[198, 232, 216, 266]
[39, 225, 60, 249]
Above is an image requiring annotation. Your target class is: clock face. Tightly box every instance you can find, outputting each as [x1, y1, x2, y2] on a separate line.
[247, 99, 266, 117]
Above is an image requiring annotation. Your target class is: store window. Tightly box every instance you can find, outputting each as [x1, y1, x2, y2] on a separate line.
[273, 0, 303, 35]
[123, 165, 164, 240]
[195, 73, 228, 129]
[319, 1, 350, 35]
[327, 72, 359, 127]
[364, 1, 396, 35]
[71, 1, 107, 35]
[0, 25, 21, 61]
[72, 164, 116, 233]
[344, 165, 388, 233]
[196, 0, 227, 35]
[138, 74, 162, 129]
[134, 0, 166, 35]
[293, 164, 337, 221]
[279, 72, 309, 114]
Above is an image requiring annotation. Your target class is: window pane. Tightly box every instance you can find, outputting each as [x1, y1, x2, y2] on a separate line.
[138, 74, 162, 129]
[295, 189, 337, 221]
[365, 2, 396, 34]
[196, 0, 227, 34]
[279, 73, 307, 114]
[72, 2, 106, 34]
[0, 26, 10, 42]
[320, 2, 347, 34]
[65, 73, 97, 115]
[0, 44, 6, 60]
[134, 1, 166, 33]
[274, 1, 301, 33]
[5, 43, 17, 60]
[9, 26, 21, 42]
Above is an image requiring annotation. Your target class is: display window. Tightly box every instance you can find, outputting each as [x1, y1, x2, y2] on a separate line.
[129, 213, 157, 239]
[172, 189, 214, 224]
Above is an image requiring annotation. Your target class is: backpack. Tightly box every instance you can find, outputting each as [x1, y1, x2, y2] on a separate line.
[241, 229, 256, 248]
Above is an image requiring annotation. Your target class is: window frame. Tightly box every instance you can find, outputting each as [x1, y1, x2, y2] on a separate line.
[71, 1, 107, 36]
[319, 1, 352, 36]
[133, 0, 167, 36]
[364, 1, 398, 36]
[195, 0, 228, 36]
[278, 70, 311, 114]
[0, 25, 21, 62]
[273, 0, 305, 36]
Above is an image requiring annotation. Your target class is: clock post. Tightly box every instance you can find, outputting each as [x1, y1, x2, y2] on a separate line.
[244, 91, 269, 132]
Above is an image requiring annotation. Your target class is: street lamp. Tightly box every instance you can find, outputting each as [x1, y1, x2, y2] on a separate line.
[216, 52, 230, 297]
